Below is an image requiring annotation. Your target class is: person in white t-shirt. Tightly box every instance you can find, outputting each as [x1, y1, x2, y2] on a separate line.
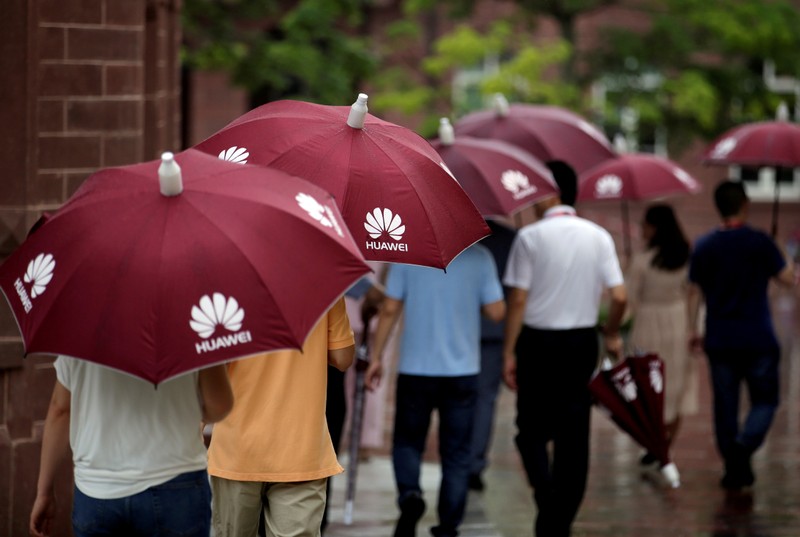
[29, 357, 233, 537]
[502, 161, 627, 537]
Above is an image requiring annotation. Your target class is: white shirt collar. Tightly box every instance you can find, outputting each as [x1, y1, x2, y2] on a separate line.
[543, 205, 576, 218]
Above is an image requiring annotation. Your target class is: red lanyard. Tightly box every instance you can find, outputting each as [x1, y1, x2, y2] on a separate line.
[546, 208, 575, 219]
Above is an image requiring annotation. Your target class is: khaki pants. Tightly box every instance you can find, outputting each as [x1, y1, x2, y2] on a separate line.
[211, 476, 327, 537]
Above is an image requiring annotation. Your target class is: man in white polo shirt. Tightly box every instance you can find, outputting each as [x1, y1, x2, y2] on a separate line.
[502, 161, 627, 537]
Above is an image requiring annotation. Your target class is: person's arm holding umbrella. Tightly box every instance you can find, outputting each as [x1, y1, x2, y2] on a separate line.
[686, 282, 704, 354]
[501, 287, 527, 391]
[30, 381, 71, 537]
[603, 284, 627, 359]
[197, 364, 234, 424]
[774, 246, 796, 288]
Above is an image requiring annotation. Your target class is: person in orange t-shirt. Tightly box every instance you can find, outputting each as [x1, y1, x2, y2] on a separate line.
[208, 297, 355, 537]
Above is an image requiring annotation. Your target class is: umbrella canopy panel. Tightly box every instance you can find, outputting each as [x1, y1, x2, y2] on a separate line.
[454, 102, 616, 175]
[0, 150, 370, 383]
[430, 126, 559, 217]
[578, 153, 701, 202]
[702, 119, 800, 169]
[195, 98, 490, 269]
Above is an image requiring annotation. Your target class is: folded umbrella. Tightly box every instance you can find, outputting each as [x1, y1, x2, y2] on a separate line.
[343, 328, 370, 525]
[589, 355, 679, 488]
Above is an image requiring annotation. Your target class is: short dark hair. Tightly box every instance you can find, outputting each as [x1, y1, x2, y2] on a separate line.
[545, 160, 577, 206]
[713, 180, 748, 218]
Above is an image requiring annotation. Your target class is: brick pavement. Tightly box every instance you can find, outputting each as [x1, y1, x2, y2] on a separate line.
[324, 291, 800, 537]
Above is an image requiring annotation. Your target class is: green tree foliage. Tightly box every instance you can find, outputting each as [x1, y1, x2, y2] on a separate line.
[182, 0, 376, 106]
[370, 18, 580, 136]
[517, 0, 620, 80]
[588, 0, 800, 150]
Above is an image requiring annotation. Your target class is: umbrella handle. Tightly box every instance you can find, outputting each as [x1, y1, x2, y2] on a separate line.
[355, 342, 370, 372]
[771, 176, 780, 238]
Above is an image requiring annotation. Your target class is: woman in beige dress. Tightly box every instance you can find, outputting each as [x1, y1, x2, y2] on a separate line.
[626, 204, 698, 467]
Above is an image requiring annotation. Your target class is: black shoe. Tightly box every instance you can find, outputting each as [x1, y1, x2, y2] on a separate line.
[394, 492, 426, 537]
[639, 452, 658, 466]
[720, 444, 755, 490]
[468, 473, 485, 491]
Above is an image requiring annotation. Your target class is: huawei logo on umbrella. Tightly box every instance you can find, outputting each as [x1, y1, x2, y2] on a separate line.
[25, 253, 55, 298]
[365, 208, 405, 240]
[297, 193, 333, 228]
[218, 146, 250, 164]
[710, 137, 737, 159]
[595, 175, 623, 198]
[612, 369, 638, 402]
[501, 170, 537, 200]
[673, 168, 698, 189]
[14, 253, 55, 313]
[191, 293, 253, 354]
[649, 363, 664, 394]
[296, 193, 344, 237]
[190, 293, 244, 339]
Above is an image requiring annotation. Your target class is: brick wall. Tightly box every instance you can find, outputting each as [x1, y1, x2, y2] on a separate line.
[0, 1, 181, 535]
[184, 70, 248, 147]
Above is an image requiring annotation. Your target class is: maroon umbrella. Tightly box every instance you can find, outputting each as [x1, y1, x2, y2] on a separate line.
[702, 104, 800, 169]
[701, 103, 800, 237]
[193, 94, 489, 269]
[589, 355, 680, 488]
[627, 354, 669, 463]
[577, 151, 701, 259]
[453, 94, 616, 175]
[429, 118, 559, 217]
[0, 150, 370, 384]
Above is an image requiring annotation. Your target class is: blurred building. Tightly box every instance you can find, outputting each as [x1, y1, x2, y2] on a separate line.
[0, 1, 181, 534]
[1, 1, 798, 535]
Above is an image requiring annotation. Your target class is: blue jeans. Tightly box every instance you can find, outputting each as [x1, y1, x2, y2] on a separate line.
[706, 348, 780, 458]
[393, 374, 478, 537]
[72, 469, 211, 536]
[470, 340, 504, 476]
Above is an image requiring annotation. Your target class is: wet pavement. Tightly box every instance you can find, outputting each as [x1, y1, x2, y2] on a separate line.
[324, 290, 800, 537]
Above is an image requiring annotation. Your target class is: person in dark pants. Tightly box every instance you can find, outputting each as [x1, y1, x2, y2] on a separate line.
[469, 219, 517, 492]
[365, 244, 505, 537]
[502, 161, 627, 537]
[688, 179, 795, 490]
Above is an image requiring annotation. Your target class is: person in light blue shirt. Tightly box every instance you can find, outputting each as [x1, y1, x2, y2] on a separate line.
[366, 244, 505, 537]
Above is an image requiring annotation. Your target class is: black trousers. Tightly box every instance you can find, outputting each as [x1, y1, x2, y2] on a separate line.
[514, 326, 598, 537]
[322, 367, 346, 531]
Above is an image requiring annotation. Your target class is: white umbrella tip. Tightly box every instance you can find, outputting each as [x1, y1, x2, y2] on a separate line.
[347, 93, 369, 129]
[777, 101, 789, 121]
[613, 133, 628, 153]
[661, 462, 680, 488]
[492, 93, 510, 117]
[438, 117, 455, 145]
[159, 151, 183, 196]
